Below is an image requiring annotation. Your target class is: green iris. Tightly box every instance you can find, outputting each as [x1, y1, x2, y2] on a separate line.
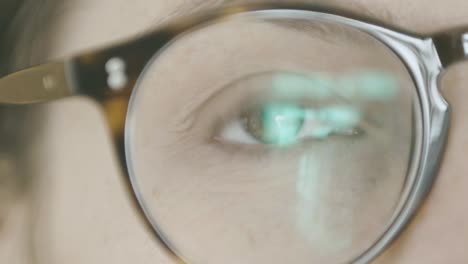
[260, 103, 305, 146]
[245, 103, 361, 146]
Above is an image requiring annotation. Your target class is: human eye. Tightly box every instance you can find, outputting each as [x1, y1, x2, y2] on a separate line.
[217, 102, 362, 147]
[125, 17, 418, 263]
[213, 72, 391, 150]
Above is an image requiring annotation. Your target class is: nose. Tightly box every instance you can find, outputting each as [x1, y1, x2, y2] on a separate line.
[433, 27, 468, 67]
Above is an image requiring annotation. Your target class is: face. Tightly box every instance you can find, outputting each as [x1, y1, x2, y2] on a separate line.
[1, 0, 468, 263]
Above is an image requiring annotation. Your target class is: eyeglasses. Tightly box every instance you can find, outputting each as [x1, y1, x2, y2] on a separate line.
[0, 2, 457, 263]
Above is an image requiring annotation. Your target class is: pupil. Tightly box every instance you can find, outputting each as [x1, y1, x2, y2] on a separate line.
[260, 103, 305, 146]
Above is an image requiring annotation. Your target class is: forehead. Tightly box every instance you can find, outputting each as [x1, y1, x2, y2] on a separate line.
[16, 0, 468, 65]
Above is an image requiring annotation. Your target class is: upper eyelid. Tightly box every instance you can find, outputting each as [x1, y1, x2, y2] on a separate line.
[139, 1, 396, 37]
[268, 19, 382, 49]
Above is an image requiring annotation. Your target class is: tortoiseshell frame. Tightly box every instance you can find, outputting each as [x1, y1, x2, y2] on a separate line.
[0, 2, 463, 263]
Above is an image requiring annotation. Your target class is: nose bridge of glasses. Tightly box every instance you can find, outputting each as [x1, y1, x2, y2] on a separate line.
[432, 28, 468, 68]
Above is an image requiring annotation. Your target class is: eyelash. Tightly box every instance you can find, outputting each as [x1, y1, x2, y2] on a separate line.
[210, 123, 363, 166]
[210, 130, 365, 166]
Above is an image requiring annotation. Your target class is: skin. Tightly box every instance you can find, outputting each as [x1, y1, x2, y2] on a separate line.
[0, 0, 468, 263]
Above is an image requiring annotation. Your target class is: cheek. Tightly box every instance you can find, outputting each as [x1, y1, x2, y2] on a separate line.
[11, 99, 174, 264]
[376, 64, 468, 263]
[132, 110, 410, 263]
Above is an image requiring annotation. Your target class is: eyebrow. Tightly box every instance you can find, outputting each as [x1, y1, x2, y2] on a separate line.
[0, 0, 400, 109]
[147, 0, 395, 29]
[4, 0, 393, 74]
[146, 0, 392, 48]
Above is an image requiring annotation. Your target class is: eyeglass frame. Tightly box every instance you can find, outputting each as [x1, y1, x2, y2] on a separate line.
[0, 2, 462, 263]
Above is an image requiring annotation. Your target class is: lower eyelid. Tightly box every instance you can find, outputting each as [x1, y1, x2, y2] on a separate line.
[210, 131, 366, 163]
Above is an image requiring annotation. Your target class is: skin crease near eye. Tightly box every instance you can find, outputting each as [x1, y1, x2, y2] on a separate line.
[1, 0, 468, 264]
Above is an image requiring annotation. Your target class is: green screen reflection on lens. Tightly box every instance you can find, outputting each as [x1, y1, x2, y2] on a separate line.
[257, 103, 362, 146]
[257, 71, 399, 146]
[272, 71, 398, 101]
[260, 103, 305, 146]
[338, 71, 399, 100]
[272, 73, 334, 99]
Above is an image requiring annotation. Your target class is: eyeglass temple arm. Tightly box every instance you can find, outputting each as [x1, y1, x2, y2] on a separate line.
[0, 57, 179, 257]
[0, 58, 131, 152]
[0, 61, 76, 104]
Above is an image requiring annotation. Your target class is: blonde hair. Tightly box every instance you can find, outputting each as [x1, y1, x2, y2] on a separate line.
[1, 0, 60, 73]
[0, 0, 55, 206]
